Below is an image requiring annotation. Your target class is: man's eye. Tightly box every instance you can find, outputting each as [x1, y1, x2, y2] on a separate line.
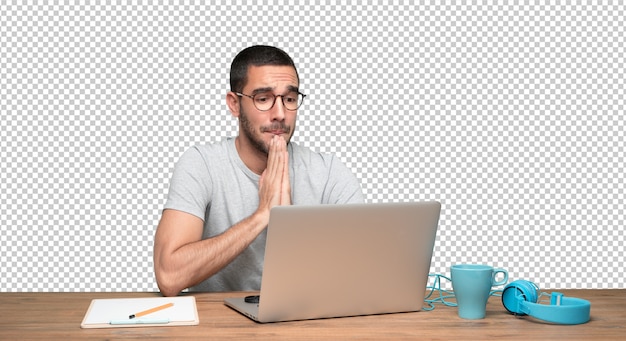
[255, 94, 273, 103]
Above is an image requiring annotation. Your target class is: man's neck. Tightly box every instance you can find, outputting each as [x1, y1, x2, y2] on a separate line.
[234, 136, 268, 175]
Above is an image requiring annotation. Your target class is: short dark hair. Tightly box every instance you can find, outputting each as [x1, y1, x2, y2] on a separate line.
[230, 45, 299, 92]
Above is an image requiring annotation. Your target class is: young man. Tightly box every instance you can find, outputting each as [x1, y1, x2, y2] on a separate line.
[153, 45, 364, 296]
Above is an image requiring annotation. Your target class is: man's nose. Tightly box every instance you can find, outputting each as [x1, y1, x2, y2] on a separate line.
[270, 96, 286, 121]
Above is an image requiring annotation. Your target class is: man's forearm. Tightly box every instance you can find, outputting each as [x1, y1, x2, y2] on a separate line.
[155, 210, 270, 296]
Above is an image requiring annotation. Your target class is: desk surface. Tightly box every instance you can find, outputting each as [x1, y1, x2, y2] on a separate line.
[1, 289, 624, 340]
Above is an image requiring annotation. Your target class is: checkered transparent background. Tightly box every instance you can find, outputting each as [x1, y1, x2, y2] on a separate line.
[1, 2, 624, 292]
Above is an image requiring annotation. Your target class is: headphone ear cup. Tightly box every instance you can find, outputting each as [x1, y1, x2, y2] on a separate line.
[501, 280, 539, 315]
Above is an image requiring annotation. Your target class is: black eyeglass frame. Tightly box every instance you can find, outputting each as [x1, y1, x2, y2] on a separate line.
[234, 91, 307, 111]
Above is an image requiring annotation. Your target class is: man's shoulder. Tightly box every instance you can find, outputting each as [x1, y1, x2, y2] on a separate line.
[174, 138, 235, 171]
[193, 137, 233, 151]
[185, 138, 234, 158]
[290, 142, 339, 167]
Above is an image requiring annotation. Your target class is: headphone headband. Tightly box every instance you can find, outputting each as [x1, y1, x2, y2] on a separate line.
[501, 280, 590, 325]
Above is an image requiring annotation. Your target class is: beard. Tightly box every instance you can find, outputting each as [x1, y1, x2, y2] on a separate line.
[239, 106, 293, 155]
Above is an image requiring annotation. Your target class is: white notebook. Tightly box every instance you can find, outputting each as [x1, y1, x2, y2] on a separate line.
[81, 296, 199, 328]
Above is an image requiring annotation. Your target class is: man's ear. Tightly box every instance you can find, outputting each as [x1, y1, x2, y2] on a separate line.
[226, 92, 241, 119]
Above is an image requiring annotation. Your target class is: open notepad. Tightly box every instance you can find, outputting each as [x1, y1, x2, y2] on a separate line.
[81, 296, 199, 328]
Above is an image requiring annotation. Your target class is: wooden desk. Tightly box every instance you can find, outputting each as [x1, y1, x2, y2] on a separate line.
[1, 290, 624, 340]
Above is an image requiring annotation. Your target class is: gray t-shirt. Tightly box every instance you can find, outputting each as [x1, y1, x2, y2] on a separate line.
[163, 137, 364, 292]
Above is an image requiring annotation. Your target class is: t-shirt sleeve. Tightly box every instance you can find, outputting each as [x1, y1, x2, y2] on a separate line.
[323, 155, 365, 204]
[163, 146, 212, 221]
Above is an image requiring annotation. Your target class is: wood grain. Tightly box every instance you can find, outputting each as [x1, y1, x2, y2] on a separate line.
[0, 290, 624, 340]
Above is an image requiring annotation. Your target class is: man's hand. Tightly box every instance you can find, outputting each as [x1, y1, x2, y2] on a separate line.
[277, 136, 291, 205]
[155, 136, 291, 296]
[258, 135, 291, 213]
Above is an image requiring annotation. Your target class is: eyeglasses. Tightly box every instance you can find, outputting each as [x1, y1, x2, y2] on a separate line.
[235, 91, 306, 111]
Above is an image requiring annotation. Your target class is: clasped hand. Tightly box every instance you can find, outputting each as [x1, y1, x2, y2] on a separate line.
[258, 135, 291, 211]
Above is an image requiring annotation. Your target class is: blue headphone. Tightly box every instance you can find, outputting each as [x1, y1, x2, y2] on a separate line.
[501, 280, 591, 325]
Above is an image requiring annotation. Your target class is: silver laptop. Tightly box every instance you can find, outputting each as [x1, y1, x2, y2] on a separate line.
[224, 201, 441, 323]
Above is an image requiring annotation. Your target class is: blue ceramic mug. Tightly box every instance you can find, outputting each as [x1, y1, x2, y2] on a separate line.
[451, 264, 508, 319]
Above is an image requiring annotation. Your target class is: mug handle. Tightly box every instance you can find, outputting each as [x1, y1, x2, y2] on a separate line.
[492, 268, 509, 286]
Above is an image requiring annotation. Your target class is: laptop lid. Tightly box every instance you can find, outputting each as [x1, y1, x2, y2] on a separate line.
[224, 201, 441, 323]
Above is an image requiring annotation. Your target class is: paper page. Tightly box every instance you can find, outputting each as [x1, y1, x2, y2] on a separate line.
[82, 296, 198, 326]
